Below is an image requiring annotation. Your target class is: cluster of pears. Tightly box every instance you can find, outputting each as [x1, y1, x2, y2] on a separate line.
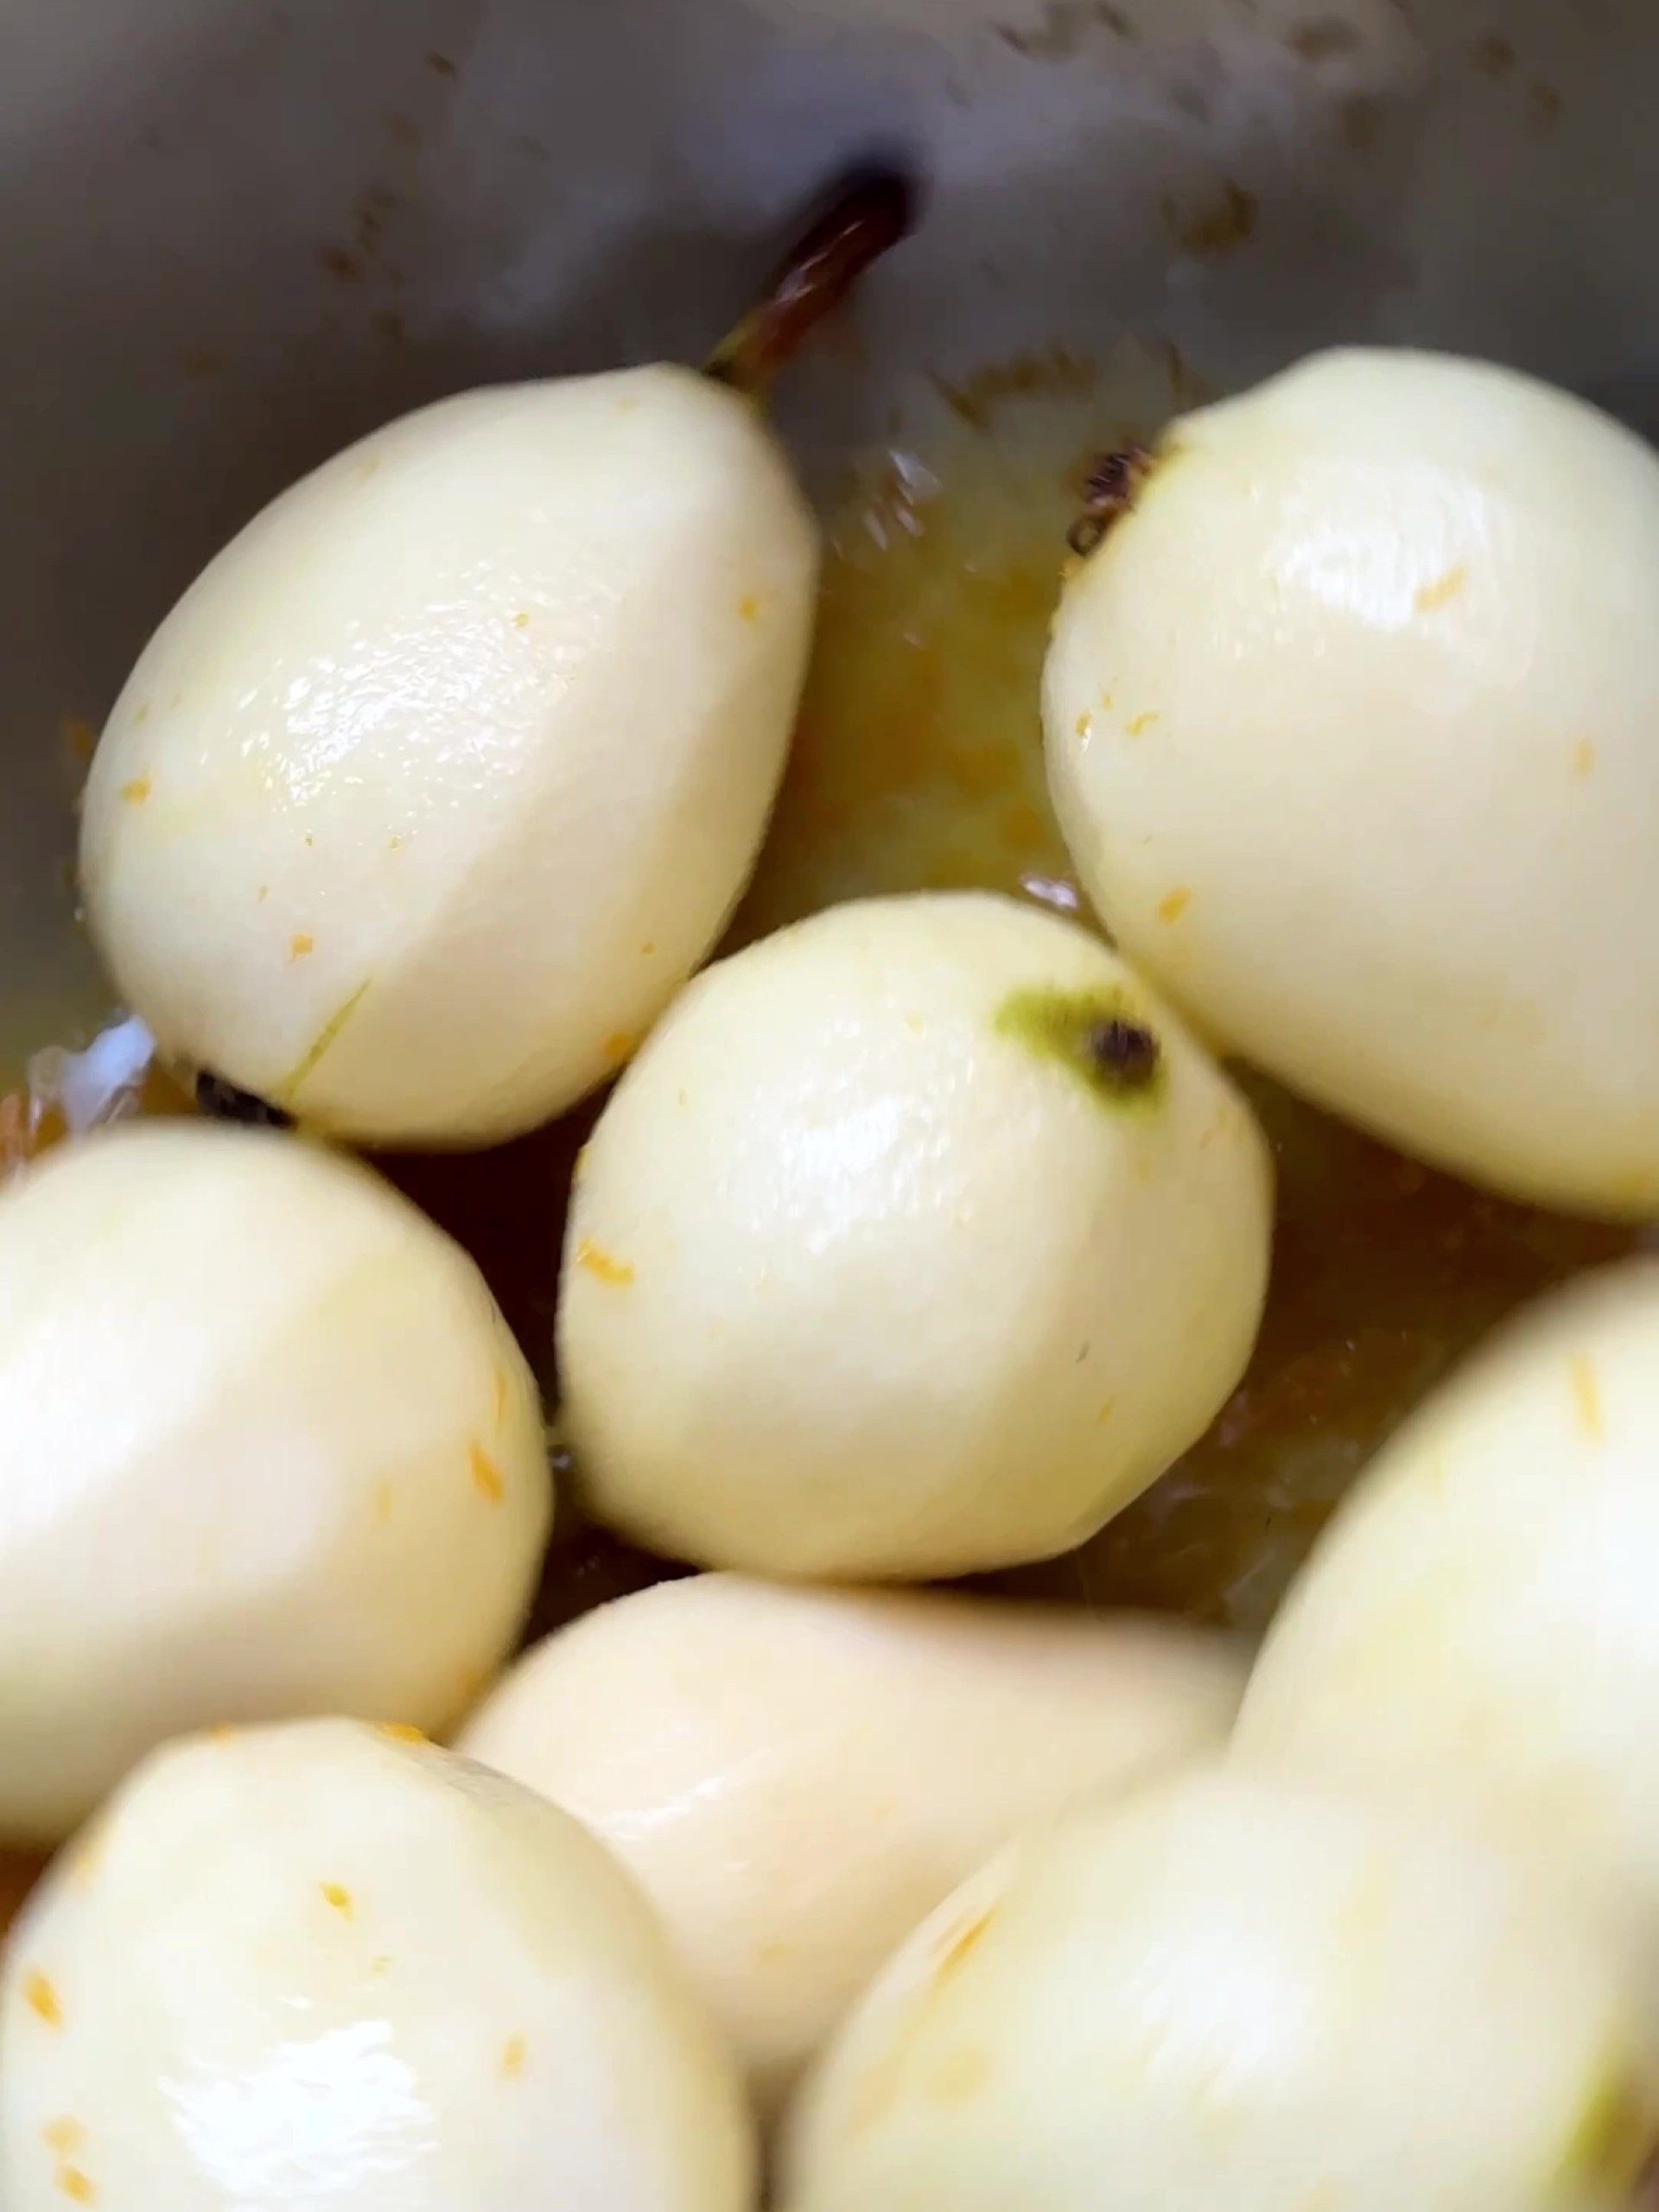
[5, 169, 1659, 2208]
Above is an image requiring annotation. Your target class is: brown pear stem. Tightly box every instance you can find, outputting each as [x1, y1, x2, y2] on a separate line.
[706, 165, 918, 401]
[1067, 444, 1156, 557]
[195, 1071, 294, 1129]
[1087, 1019, 1160, 1092]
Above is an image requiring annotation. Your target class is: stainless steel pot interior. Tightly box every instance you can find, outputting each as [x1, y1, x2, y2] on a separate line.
[0, 0, 1654, 1421]
[5, 0, 1656, 1083]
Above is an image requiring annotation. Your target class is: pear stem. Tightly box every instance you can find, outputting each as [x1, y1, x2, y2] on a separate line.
[195, 1072, 294, 1129]
[1067, 445, 1155, 557]
[706, 166, 918, 401]
[1087, 1019, 1160, 1092]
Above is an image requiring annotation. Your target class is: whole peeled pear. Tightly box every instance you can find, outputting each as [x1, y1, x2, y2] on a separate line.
[559, 892, 1272, 1580]
[1046, 348, 1659, 1216]
[0, 1720, 754, 2212]
[461, 1573, 1244, 2112]
[780, 1766, 1659, 2212]
[1237, 1259, 1659, 1944]
[0, 1120, 551, 1843]
[81, 366, 818, 1146]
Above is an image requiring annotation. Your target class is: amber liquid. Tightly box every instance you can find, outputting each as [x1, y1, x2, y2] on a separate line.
[1, 359, 1642, 1920]
[734, 365, 1643, 1626]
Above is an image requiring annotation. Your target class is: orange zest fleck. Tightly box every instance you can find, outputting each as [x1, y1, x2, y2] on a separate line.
[1572, 738, 1597, 779]
[574, 1239, 635, 1288]
[119, 777, 151, 805]
[372, 1482, 395, 1526]
[469, 1442, 505, 1503]
[378, 1723, 428, 1745]
[24, 1971, 61, 2027]
[42, 2120, 84, 2155]
[1156, 886, 1192, 924]
[1073, 711, 1090, 738]
[738, 593, 762, 622]
[1124, 710, 1160, 736]
[1414, 564, 1467, 613]
[320, 1883, 354, 1918]
[57, 2166, 95, 2203]
[288, 933, 315, 962]
[925, 2044, 990, 2109]
[501, 2033, 528, 2077]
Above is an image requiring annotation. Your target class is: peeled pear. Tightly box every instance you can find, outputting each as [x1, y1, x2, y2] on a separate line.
[80, 366, 817, 1146]
[460, 1573, 1244, 2112]
[0, 1720, 754, 2211]
[1237, 1259, 1659, 1936]
[1046, 347, 1659, 1215]
[0, 1121, 551, 1843]
[780, 1765, 1659, 2212]
[558, 893, 1273, 1580]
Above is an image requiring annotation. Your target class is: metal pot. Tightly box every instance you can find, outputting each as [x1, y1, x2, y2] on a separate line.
[6, 0, 1653, 1043]
[2, 0, 1654, 1636]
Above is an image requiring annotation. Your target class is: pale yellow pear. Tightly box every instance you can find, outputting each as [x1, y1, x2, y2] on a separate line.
[82, 367, 817, 1145]
[559, 893, 1273, 1580]
[1046, 348, 1659, 1213]
[0, 1721, 754, 2212]
[0, 1122, 551, 1842]
[1238, 1259, 1659, 1946]
[782, 1766, 1659, 2212]
[461, 1573, 1244, 2111]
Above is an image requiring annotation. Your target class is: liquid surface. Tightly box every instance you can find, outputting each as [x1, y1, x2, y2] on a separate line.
[741, 361, 1643, 1626]
[0, 360, 1644, 1920]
